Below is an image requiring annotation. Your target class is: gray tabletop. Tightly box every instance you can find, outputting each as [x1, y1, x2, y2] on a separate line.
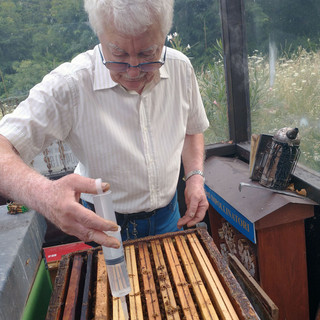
[0, 205, 46, 320]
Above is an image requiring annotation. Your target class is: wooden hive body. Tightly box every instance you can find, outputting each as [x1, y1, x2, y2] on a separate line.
[46, 228, 258, 320]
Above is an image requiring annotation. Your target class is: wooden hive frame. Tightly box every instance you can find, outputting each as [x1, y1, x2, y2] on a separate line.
[46, 228, 259, 320]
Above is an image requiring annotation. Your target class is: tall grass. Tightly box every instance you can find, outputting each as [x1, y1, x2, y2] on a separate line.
[199, 45, 320, 172]
[197, 41, 229, 144]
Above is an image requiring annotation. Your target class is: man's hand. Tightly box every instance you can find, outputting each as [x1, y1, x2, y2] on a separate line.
[43, 174, 120, 248]
[180, 132, 208, 229]
[0, 135, 119, 248]
[177, 174, 208, 229]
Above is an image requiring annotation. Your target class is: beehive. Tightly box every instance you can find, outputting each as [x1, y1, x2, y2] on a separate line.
[46, 228, 258, 319]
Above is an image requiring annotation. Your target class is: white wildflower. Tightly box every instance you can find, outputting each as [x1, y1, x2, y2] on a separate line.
[300, 117, 309, 127]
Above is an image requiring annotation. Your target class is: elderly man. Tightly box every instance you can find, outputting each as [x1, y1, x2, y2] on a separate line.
[0, 0, 209, 246]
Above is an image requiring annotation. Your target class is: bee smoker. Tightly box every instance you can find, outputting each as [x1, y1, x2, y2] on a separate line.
[259, 127, 300, 190]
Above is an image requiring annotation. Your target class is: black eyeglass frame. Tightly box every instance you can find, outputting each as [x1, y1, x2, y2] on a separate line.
[98, 44, 167, 72]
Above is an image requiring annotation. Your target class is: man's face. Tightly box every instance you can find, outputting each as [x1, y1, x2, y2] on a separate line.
[99, 24, 165, 94]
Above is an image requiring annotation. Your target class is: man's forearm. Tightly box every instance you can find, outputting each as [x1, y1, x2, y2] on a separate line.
[0, 135, 121, 248]
[177, 133, 208, 228]
[181, 133, 205, 175]
[0, 135, 52, 214]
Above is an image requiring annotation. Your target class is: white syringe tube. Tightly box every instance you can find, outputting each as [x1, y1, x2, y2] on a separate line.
[93, 178, 117, 223]
[93, 179, 131, 300]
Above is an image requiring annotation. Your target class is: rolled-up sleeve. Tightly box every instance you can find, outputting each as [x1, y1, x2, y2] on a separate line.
[0, 68, 77, 164]
[185, 64, 209, 135]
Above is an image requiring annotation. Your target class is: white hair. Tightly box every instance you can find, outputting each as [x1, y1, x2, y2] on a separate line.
[84, 0, 174, 37]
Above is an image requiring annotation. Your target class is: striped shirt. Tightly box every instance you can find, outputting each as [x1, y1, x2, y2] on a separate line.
[0, 45, 209, 213]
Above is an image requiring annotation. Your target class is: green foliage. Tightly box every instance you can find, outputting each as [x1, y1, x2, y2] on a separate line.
[172, 0, 222, 69]
[197, 40, 229, 144]
[0, 1, 30, 72]
[0, 0, 97, 99]
[167, 32, 194, 58]
[6, 59, 55, 95]
[2, 0, 320, 97]
[245, 0, 320, 55]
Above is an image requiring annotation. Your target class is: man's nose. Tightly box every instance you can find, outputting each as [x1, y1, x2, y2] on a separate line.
[126, 65, 141, 77]
[128, 55, 140, 67]
[127, 56, 142, 72]
[127, 56, 142, 73]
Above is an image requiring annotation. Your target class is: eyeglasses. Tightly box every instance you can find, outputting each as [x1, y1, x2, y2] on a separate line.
[98, 45, 167, 72]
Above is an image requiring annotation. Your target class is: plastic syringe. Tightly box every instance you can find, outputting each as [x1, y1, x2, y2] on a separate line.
[93, 179, 130, 319]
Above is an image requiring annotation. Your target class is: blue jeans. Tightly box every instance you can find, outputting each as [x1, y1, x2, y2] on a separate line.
[81, 192, 182, 241]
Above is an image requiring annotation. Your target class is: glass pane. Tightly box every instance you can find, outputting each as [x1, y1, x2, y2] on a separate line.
[172, 0, 229, 144]
[245, 0, 320, 173]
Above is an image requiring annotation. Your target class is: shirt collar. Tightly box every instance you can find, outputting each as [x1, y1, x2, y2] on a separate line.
[93, 44, 169, 92]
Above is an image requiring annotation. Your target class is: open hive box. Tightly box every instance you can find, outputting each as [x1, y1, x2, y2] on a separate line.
[46, 228, 259, 320]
